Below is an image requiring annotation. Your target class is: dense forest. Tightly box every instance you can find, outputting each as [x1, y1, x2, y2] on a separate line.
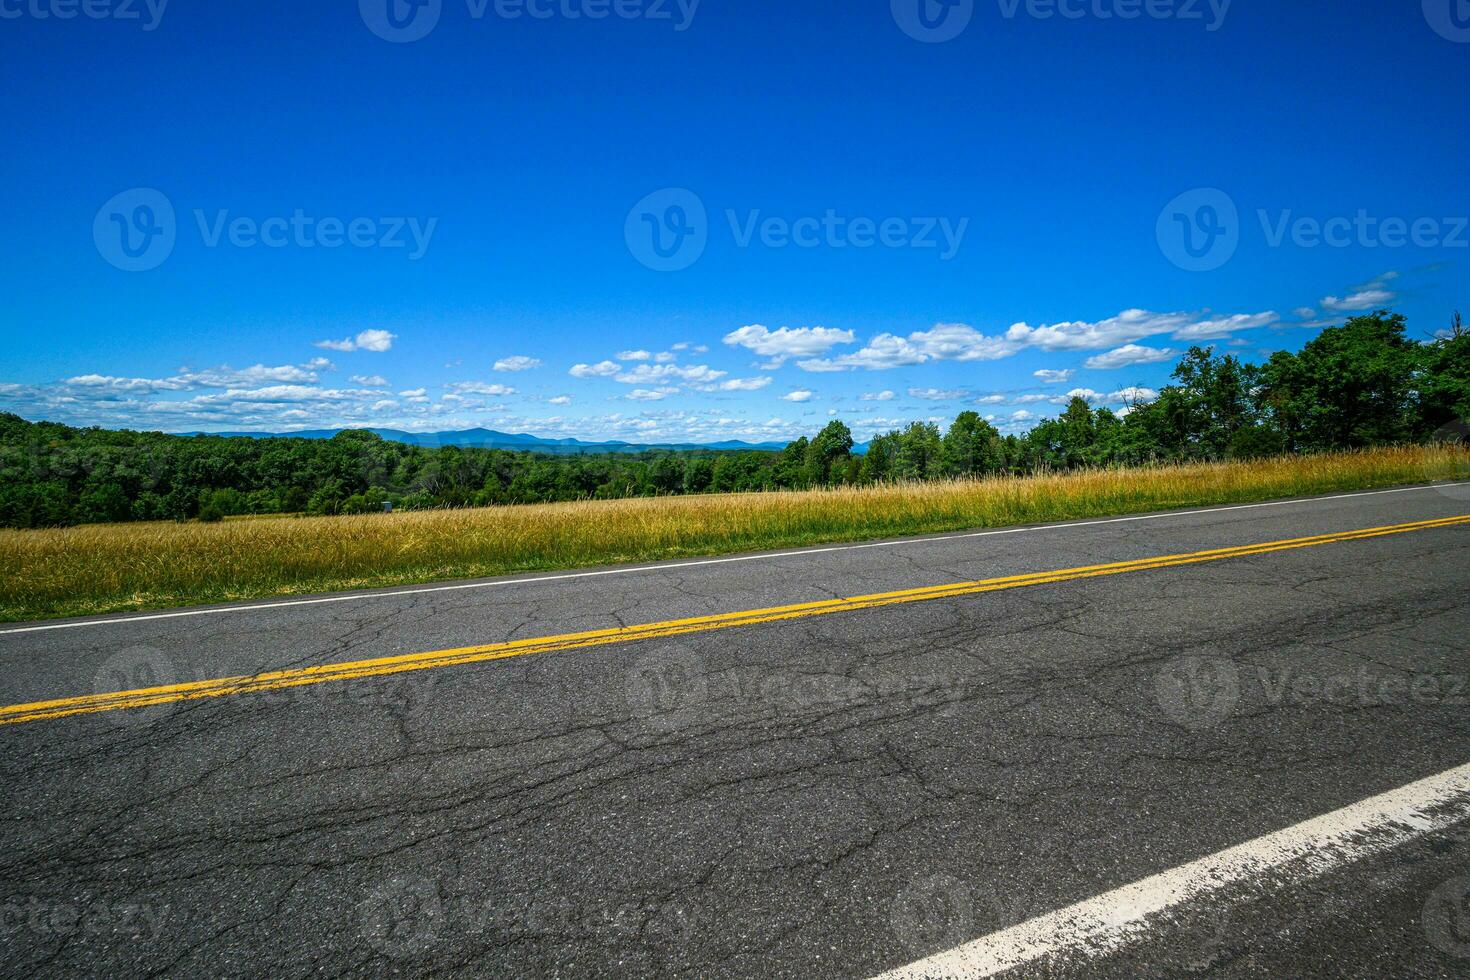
[2, 311, 1465, 529]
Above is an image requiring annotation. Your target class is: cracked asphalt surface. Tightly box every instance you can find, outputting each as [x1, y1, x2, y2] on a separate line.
[3, 484, 1470, 977]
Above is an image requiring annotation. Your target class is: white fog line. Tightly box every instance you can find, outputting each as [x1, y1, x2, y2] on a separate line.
[873, 760, 1470, 979]
[2, 481, 1465, 637]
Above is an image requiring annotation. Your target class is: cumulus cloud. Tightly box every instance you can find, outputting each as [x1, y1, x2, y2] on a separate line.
[314, 329, 396, 353]
[614, 363, 727, 385]
[709, 377, 773, 392]
[1084, 344, 1178, 370]
[799, 309, 1278, 372]
[547, 395, 573, 405]
[1321, 271, 1399, 313]
[1321, 290, 1394, 312]
[861, 390, 896, 402]
[627, 388, 678, 401]
[781, 390, 814, 402]
[1034, 369, 1074, 384]
[1056, 387, 1159, 406]
[351, 374, 391, 387]
[494, 356, 542, 372]
[569, 360, 621, 378]
[1171, 312, 1279, 341]
[723, 325, 856, 366]
[448, 382, 516, 397]
[65, 374, 190, 392]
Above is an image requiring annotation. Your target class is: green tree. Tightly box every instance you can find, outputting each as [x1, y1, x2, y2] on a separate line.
[941, 412, 1002, 477]
[804, 420, 854, 485]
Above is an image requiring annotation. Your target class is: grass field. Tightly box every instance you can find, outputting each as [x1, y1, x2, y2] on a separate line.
[2, 445, 1467, 623]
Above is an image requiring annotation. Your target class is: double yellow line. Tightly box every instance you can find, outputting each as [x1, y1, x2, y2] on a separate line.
[4, 513, 1468, 728]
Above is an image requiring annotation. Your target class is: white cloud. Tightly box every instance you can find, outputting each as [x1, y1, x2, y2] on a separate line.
[314, 329, 396, 353]
[615, 363, 727, 385]
[797, 310, 1273, 372]
[1034, 369, 1074, 384]
[617, 350, 653, 361]
[1006, 310, 1194, 353]
[547, 395, 573, 406]
[1010, 410, 1034, 421]
[494, 356, 542, 372]
[448, 382, 516, 397]
[1084, 344, 1178, 370]
[1320, 272, 1399, 313]
[1321, 289, 1393, 312]
[861, 390, 896, 402]
[399, 388, 429, 402]
[781, 390, 814, 403]
[1171, 312, 1279, 341]
[710, 376, 773, 392]
[628, 388, 678, 401]
[723, 325, 856, 366]
[1111, 386, 1159, 404]
[351, 374, 391, 387]
[909, 387, 967, 401]
[569, 360, 621, 378]
[1054, 386, 1158, 406]
[65, 374, 189, 392]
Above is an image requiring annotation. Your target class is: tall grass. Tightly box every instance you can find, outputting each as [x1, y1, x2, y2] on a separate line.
[2, 445, 1466, 623]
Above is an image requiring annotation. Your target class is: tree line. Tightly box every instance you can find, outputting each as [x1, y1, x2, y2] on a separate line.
[1, 311, 1464, 529]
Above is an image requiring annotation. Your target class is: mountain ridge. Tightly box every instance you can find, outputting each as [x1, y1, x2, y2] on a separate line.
[183, 426, 792, 454]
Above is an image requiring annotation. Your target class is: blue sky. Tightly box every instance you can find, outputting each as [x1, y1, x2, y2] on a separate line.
[1, 0, 1466, 443]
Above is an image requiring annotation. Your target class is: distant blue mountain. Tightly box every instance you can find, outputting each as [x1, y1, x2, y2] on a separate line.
[188, 427, 790, 455]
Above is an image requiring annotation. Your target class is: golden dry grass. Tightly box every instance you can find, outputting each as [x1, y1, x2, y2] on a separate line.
[2, 445, 1466, 623]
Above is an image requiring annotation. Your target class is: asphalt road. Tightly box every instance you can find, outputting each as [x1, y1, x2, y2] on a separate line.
[3, 482, 1470, 977]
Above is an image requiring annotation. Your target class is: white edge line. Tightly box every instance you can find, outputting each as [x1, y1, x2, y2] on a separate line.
[873, 760, 1470, 979]
[3, 481, 1466, 637]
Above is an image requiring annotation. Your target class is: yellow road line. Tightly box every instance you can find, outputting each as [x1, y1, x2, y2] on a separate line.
[4, 513, 1469, 728]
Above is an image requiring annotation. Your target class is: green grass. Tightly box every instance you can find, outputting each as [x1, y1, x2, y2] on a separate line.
[2, 445, 1466, 623]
